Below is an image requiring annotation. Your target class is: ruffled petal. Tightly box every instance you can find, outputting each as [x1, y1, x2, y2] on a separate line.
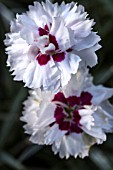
[44, 124, 66, 145]
[23, 59, 62, 93]
[57, 52, 81, 87]
[86, 85, 113, 105]
[63, 68, 88, 97]
[74, 32, 101, 51]
[74, 44, 101, 67]
[50, 17, 75, 51]
[20, 71, 113, 159]
[52, 133, 94, 159]
[4, 0, 101, 91]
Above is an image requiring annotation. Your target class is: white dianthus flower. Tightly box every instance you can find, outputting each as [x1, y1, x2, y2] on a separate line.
[4, 0, 101, 92]
[21, 69, 113, 159]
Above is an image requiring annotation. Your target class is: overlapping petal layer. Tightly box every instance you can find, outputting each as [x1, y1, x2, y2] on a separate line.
[4, 0, 101, 92]
[21, 70, 113, 158]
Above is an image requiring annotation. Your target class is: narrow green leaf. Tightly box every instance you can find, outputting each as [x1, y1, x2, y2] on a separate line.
[0, 88, 27, 148]
[0, 151, 26, 170]
[0, 0, 22, 8]
[94, 65, 113, 84]
[90, 148, 113, 170]
[0, 2, 14, 24]
[19, 145, 43, 162]
[97, 0, 113, 17]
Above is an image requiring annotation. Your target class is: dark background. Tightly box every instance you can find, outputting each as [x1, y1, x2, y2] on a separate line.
[0, 0, 113, 170]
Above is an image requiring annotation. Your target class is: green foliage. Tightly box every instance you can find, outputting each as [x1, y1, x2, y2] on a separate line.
[0, 0, 113, 169]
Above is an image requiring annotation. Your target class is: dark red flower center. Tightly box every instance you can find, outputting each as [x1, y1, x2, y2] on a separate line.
[35, 25, 71, 65]
[52, 92, 92, 134]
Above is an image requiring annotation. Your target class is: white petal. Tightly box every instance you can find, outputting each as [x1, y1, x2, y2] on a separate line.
[79, 109, 94, 130]
[74, 44, 101, 67]
[74, 32, 101, 51]
[36, 103, 56, 128]
[52, 133, 94, 159]
[42, 0, 59, 17]
[23, 59, 61, 93]
[63, 67, 88, 97]
[17, 13, 38, 30]
[50, 17, 75, 51]
[30, 129, 46, 145]
[94, 105, 113, 133]
[82, 126, 106, 142]
[57, 53, 81, 87]
[44, 124, 66, 145]
[86, 85, 113, 105]
[101, 100, 113, 118]
[72, 19, 94, 38]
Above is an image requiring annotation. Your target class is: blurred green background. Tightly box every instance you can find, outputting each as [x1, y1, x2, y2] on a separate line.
[0, 0, 113, 170]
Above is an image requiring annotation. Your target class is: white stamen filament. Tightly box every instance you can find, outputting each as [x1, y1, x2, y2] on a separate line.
[53, 101, 69, 109]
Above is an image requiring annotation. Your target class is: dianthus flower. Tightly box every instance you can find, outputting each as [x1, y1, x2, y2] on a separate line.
[4, 0, 101, 92]
[21, 69, 113, 159]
